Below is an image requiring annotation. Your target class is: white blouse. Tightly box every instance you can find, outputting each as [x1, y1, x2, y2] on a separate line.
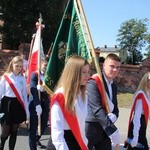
[51, 88, 88, 150]
[132, 90, 150, 138]
[0, 72, 29, 113]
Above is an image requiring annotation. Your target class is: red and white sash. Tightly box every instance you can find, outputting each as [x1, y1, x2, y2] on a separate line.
[51, 93, 88, 150]
[127, 92, 149, 133]
[91, 74, 107, 111]
[4, 75, 25, 110]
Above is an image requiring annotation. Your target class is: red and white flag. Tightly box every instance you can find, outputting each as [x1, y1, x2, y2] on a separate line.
[26, 22, 45, 84]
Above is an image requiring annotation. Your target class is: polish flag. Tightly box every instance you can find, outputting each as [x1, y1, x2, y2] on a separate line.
[26, 22, 45, 84]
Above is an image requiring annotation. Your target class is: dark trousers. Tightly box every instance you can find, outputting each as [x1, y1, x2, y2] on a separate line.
[86, 122, 112, 150]
[28, 101, 49, 150]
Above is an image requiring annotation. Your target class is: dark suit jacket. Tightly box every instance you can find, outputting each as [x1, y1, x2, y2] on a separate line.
[29, 72, 50, 113]
[85, 74, 119, 137]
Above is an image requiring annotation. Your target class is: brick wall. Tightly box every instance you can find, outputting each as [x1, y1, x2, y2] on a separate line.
[91, 59, 150, 93]
[0, 49, 22, 76]
[115, 60, 150, 93]
[0, 50, 150, 93]
[0, 44, 30, 77]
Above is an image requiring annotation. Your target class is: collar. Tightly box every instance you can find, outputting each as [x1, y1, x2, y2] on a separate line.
[102, 71, 113, 85]
[10, 72, 22, 77]
[40, 70, 45, 76]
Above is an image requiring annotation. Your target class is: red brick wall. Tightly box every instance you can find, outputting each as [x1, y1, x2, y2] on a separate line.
[0, 50, 149, 93]
[91, 59, 150, 93]
[0, 49, 21, 76]
[115, 60, 150, 93]
[0, 44, 30, 76]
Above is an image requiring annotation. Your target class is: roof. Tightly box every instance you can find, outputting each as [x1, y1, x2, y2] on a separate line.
[99, 47, 119, 52]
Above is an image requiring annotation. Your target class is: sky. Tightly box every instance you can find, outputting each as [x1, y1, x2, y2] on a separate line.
[81, 0, 150, 51]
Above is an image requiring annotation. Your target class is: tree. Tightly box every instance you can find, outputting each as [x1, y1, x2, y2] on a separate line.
[0, 0, 68, 52]
[117, 18, 150, 64]
[144, 34, 150, 59]
[144, 50, 150, 59]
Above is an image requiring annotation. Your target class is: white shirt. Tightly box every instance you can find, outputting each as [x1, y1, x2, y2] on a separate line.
[132, 90, 150, 138]
[51, 88, 88, 150]
[0, 72, 29, 113]
[103, 72, 114, 112]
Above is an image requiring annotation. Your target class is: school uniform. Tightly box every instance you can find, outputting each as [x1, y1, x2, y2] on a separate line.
[51, 87, 88, 150]
[124, 90, 150, 150]
[0, 72, 28, 150]
[0, 72, 28, 124]
[85, 73, 119, 150]
[28, 71, 50, 150]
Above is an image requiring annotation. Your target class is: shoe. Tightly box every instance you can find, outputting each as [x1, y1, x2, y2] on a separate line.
[36, 141, 46, 149]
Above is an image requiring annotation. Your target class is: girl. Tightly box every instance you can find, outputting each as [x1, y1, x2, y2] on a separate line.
[0, 56, 29, 150]
[125, 72, 150, 150]
[50, 55, 90, 150]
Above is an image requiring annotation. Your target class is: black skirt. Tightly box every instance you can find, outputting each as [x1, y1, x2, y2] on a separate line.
[64, 130, 81, 150]
[0, 96, 26, 125]
[124, 115, 149, 150]
[46, 130, 81, 150]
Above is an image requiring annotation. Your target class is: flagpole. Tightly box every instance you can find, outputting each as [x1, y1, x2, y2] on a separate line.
[37, 13, 42, 136]
[46, 42, 53, 60]
[75, 0, 119, 149]
[75, 0, 110, 113]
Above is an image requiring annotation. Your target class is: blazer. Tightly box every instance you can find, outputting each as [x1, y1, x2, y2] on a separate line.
[85, 74, 119, 136]
[29, 72, 50, 111]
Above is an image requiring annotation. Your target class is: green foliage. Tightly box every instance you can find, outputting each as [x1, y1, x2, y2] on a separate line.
[144, 34, 150, 59]
[0, 0, 66, 51]
[117, 18, 150, 64]
[144, 50, 150, 59]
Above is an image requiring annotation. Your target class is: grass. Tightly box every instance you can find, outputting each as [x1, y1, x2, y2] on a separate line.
[117, 93, 134, 108]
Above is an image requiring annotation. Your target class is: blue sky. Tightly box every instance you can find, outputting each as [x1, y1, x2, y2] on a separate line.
[82, 0, 150, 50]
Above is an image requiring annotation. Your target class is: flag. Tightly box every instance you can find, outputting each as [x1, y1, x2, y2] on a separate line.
[26, 23, 45, 84]
[43, 0, 91, 94]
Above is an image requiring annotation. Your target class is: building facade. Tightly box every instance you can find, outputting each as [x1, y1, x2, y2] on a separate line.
[98, 45, 128, 63]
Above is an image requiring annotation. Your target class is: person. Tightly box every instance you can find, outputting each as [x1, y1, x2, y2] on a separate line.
[28, 59, 50, 150]
[0, 56, 29, 150]
[85, 53, 121, 150]
[49, 55, 90, 150]
[124, 72, 150, 150]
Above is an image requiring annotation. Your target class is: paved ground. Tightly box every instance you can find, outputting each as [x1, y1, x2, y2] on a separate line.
[1, 107, 150, 149]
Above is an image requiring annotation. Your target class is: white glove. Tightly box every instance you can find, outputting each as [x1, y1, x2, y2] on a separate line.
[37, 84, 44, 92]
[36, 105, 42, 118]
[26, 109, 30, 120]
[108, 113, 117, 123]
[131, 136, 138, 148]
[0, 113, 4, 118]
[109, 129, 120, 147]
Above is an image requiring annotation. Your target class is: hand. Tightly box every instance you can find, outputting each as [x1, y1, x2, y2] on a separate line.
[131, 136, 138, 148]
[109, 129, 120, 147]
[37, 84, 44, 92]
[108, 113, 117, 123]
[36, 105, 42, 118]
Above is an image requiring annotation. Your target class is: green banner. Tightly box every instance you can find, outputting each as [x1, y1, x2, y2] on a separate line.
[43, 0, 91, 94]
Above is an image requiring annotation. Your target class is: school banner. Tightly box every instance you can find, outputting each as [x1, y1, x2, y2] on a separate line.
[43, 0, 91, 94]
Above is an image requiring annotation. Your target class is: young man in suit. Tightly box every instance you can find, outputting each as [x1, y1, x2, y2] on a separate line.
[28, 59, 50, 150]
[85, 53, 121, 150]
